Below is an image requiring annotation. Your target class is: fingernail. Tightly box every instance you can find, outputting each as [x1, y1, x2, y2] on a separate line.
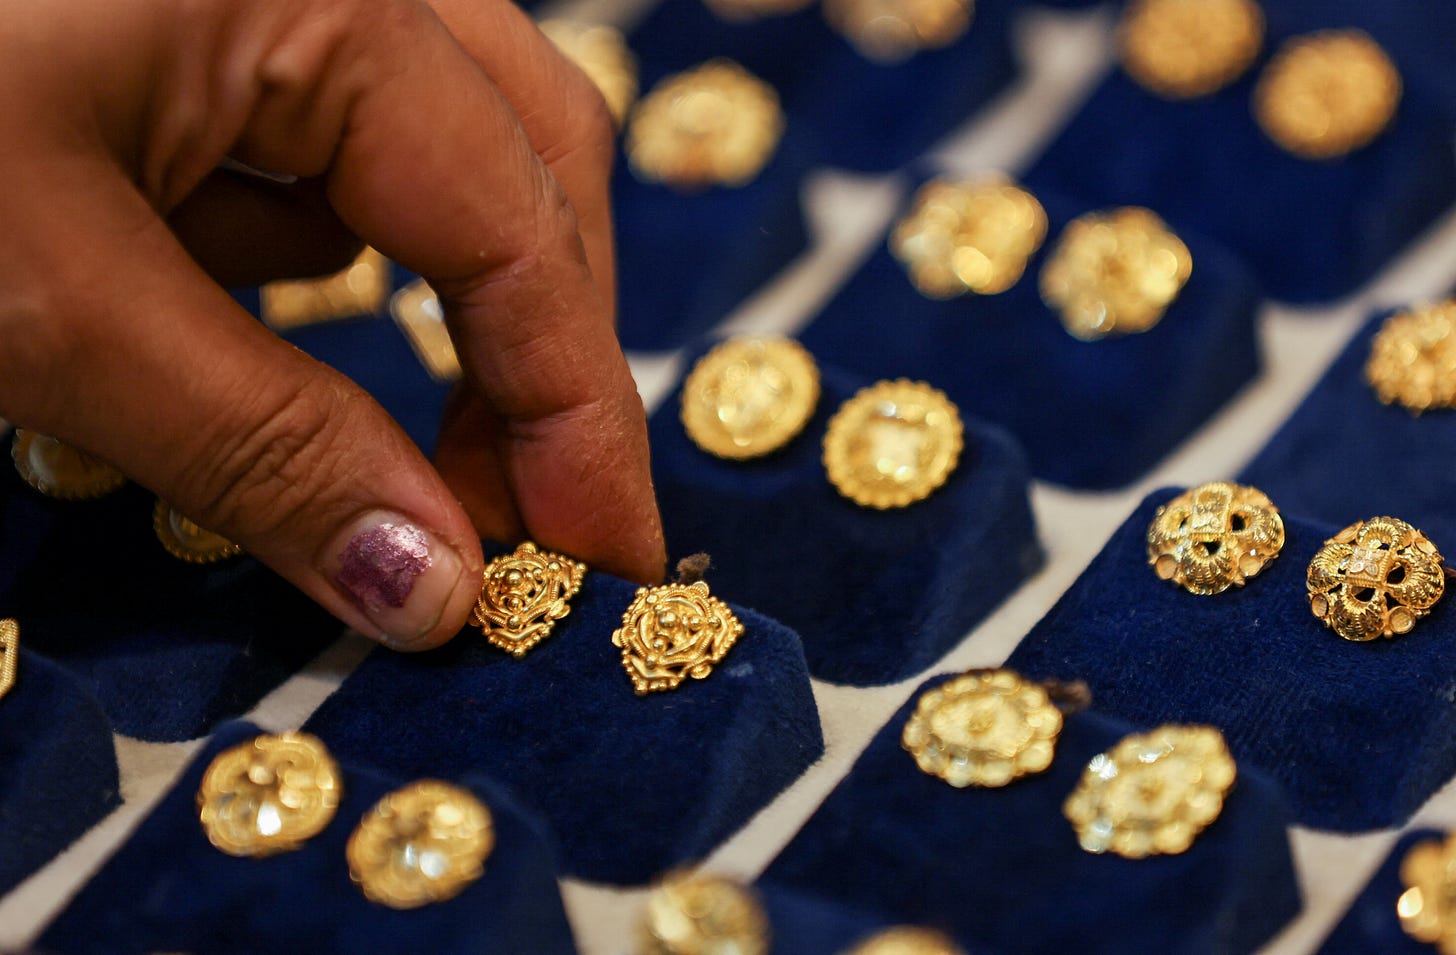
[329, 513, 466, 648]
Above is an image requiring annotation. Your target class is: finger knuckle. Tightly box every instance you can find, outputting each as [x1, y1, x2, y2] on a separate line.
[179, 379, 362, 538]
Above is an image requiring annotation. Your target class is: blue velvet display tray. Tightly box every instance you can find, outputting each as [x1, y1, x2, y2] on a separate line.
[1022, 5, 1456, 303]
[1240, 308, 1456, 554]
[648, 349, 1041, 685]
[303, 560, 823, 885]
[624, 0, 1020, 175]
[0, 649, 119, 898]
[0, 476, 339, 742]
[614, 138, 813, 352]
[41, 721, 577, 955]
[760, 884, 997, 955]
[1006, 489, 1456, 833]
[760, 673, 1301, 955]
[1316, 829, 1440, 955]
[798, 188, 1261, 489]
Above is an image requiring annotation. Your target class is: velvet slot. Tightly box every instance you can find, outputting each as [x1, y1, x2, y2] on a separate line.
[1315, 829, 1443, 955]
[649, 350, 1042, 685]
[39, 721, 577, 955]
[797, 188, 1262, 489]
[1006, 489, 1456, 832]
[613, 137, 813, 353]
[1240, 307, 1456, 556]
[303, 561, 824, 885]
[760, 674, 1301, 955]
[0, 649, 120, 898]
[0, 475, 340, 742]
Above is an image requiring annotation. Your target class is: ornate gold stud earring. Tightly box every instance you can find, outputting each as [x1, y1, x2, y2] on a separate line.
[1365, 300, 1456, 414]
[260, 247, 390, 331]
[537, 20, 638, 127]
[11, 429, 126, 500]
[1307, 517, 1446, 641]
[473, 542, 586, 658]
[626, 60, 784, 190]
[347, 780, 494, 909]
[824, 0, 975, 64]
[1146, 481, 1285, 594]
[638, 871, 770, 955]
[1254, 30, 1401, 160]
[197, 732, 341, 858]
[1039, 207, 1193, 340]
[1063, 724, 1236, 859]
[681, 336, 821, 460]
[901, 670, 1063, 788]
[823, 379, 963, 509]
[613, 580, 745, 695]
[154, 499, 243, 564]
[889, 177, 1048, 299]
[1398, 832, 1456, 952]
[0, 619, 17, 703]
[1118, 0, 1264, 99]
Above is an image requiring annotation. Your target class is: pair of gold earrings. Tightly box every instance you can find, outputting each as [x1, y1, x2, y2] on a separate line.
[1118, 0, 1401, 160]
[890, 177, 1194, 341]
[197, 731, 493, 910]
[1148, 481, 1449, 643]
[680, 337, 965, 509]
[901, 669, 1237, 859]
[474, 542, 747, 696]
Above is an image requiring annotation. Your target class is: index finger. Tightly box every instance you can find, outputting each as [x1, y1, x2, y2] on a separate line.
[296, 0, 663, 582]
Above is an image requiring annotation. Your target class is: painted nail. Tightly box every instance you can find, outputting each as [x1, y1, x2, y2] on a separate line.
[330, 513, 465, 648]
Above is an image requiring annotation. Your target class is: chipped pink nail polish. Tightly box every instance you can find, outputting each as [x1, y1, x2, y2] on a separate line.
[327, 514, 467, 648]
[336, 523, 432, 611]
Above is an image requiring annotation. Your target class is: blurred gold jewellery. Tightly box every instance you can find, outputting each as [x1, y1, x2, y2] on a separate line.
[0, 619, 17, 703]
[1146, 481, 1285, 595]
[260, 247, 389, 331]
[1365, 300, 1456, 414]
[902, 670, 1062, 788]
[538, 20, 638, 127]
[1118, 0, 1264, 99]
[1398, 832, 1456, 953]
[638, 871, 770, 955]
[11, 429, 126, 500]
[626, 60, 784, 189]
[473, 542, 586, 658]
[1063, 724, 1236, 859]
[390, 280, 462, 384]
[347, 780, 494, 909]
[843, 926, 965, 955]
[890, 177, 1048, 298]
[823, 379, 963, 509]
[1254, 30, 1401, 160]
[681, 336, 821, 459]
[154, 499, 243, 564]
[1040, 207, 1192, 340]
[613, 581, 745, 695]
[824, 0, 974, 64]
[197, 732, 341, 858]
[1307, 517, 1446, 641]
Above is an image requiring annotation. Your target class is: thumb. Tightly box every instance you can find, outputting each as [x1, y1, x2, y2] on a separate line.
[3, 164, 482, 650]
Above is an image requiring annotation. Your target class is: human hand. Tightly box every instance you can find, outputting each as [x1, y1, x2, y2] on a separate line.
[0, 0, 666, 649]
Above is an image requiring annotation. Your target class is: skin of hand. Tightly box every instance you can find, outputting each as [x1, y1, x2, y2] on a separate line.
[0, 0, 667, 649]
